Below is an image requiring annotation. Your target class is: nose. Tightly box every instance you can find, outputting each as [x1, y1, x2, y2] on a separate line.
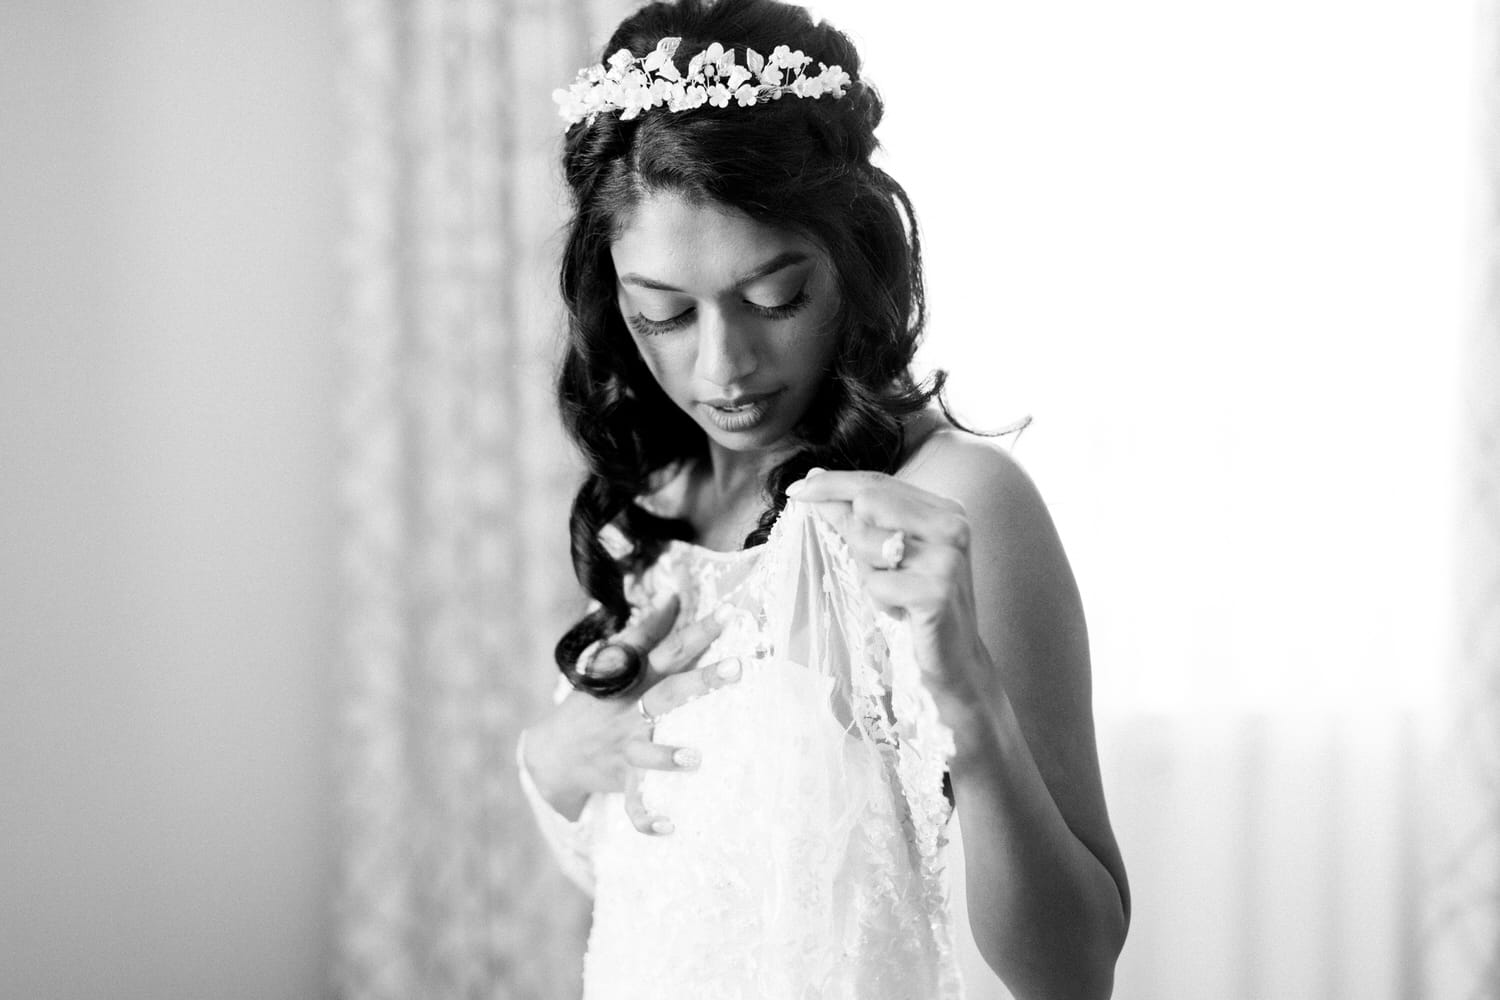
[693, 309, 757, 388]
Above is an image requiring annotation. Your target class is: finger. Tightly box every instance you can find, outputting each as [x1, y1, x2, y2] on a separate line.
[641, 656, 742, 718]
[645, 604, 732, 678]
[847, 487, 963, 542]
[787, 469, 964, 522]
[623, 738, 701, 772]
[841, 515, 918, 572]
[590, 594, 681, 678]
[858, 564, 950, 617]
[624, 769, 674, 836]
[784, 469, 886, 504]
[842, 509, 970, 569]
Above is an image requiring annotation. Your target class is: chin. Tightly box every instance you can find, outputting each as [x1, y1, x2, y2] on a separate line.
[699, 422, 793, 453]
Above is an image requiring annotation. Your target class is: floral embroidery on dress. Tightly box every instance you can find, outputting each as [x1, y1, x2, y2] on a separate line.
[526, 502, 963, 999]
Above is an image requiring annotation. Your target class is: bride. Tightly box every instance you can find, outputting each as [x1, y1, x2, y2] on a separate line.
[519, 1, 1129, 996]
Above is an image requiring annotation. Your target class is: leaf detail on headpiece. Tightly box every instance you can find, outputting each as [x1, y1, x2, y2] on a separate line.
[554, 38, 852, 129]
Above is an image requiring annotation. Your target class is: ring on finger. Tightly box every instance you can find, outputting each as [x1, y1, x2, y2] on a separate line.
[637, 696, 660, 728]
[879, 528, 907, 571]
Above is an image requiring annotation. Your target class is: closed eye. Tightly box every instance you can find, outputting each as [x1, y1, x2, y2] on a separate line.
[747, 287, 809, 320]
[626, 307, 694, 337]
[625, 288, 810, 337]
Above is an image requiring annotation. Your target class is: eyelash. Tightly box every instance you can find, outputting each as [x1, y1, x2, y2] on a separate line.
[626, 289, 811, 337]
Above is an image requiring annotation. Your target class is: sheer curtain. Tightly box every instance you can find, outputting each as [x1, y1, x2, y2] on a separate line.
[1428, 0, 1500, 995]
[334, 1, 627, 997]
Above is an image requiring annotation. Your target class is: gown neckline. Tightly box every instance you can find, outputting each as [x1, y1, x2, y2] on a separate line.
[664, 537, 767, 563]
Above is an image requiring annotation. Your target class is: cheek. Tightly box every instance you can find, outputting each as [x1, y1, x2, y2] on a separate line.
[628, 333, 682, 390]
[796, 314, 843, 371]
[803, 288, 843, 364]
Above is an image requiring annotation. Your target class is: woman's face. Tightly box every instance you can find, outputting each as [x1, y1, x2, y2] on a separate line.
[610, 190, 842, 459]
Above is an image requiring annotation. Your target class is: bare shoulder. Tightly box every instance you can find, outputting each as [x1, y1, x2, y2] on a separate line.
[897, 420, 1057, 556]
[902, 419, 1094, 765]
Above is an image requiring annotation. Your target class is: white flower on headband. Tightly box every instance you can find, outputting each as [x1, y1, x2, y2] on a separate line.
[553, 36, 852, 130]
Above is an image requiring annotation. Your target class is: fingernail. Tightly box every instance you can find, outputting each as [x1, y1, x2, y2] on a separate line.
[652, 818, 675, 835]
[712, 604, 735, 627]
[577, 639, 602, 677]
[807, 467, 826, 477]
[716, 657, 742, 681]
[673, 748, 700, 768]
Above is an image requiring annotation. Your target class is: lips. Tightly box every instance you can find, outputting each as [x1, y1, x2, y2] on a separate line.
[701, 390, 780, 410]
[699, 389, 782, 432]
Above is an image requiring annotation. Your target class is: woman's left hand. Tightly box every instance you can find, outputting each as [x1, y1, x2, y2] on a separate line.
[789, 464, 1131, 993]
[786, 468, 992, 723]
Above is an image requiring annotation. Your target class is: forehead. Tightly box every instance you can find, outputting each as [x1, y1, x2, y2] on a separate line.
[610, 190, 813, 289]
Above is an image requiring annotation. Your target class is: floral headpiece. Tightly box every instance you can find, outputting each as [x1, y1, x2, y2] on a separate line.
[553, 37, 852, 130]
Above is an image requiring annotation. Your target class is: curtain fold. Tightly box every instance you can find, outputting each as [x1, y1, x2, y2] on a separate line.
[1425, 2, 1500, 996]
[335, 2, 626, 997]
[1093, 712, 1423, 1000]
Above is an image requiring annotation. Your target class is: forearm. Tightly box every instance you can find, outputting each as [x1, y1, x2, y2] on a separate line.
[520, 725, 591, 821]
[515, 732, 598, 895]
[947, 692, 1127, 1000]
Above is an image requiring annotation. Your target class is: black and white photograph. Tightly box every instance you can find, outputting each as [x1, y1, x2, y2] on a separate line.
[1, 1, 1494, 998]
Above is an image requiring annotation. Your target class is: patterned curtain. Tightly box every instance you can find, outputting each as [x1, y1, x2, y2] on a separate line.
[334, 1, 628, 997]
[1426, 2, 1500, 996]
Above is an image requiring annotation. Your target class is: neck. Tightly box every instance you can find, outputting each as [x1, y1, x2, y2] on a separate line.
[685, 438, 795, 548]
[703, 438, 791, 503]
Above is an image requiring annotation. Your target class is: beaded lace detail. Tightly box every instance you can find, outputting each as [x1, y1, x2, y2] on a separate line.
[527, 501, 962, 999]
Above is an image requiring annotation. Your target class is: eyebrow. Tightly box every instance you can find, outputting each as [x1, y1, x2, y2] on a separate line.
[618, 251, 810, 293]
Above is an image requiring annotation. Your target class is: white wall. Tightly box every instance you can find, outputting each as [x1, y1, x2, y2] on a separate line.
[1, 4, 339, 998]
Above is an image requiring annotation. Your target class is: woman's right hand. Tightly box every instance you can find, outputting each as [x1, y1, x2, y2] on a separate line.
[520, 594, 742, 834]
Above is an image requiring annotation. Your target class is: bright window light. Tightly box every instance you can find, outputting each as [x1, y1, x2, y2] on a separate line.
[811, 0, 1471, 714]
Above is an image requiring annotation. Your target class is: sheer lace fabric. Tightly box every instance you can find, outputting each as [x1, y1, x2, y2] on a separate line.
[524, 502, 963, 999]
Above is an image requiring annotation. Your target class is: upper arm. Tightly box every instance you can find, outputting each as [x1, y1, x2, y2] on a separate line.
[900, 429, 1130, 916]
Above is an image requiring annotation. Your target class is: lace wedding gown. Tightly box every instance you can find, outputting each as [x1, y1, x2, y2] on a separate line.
[520, 500, 965, 999]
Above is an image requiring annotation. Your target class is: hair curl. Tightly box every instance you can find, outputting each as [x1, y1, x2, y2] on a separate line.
[554, 0, 947, 694]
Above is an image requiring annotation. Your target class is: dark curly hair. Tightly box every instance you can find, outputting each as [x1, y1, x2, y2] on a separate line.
[554, 0, 947, 694]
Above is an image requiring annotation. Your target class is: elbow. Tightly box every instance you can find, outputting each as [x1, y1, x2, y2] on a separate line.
[972, 889, 1129, 1000]
[979, 941, 1122, 1000]
[977, 939, 1122, 1000]
[1075, 918, 1127, 1000]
